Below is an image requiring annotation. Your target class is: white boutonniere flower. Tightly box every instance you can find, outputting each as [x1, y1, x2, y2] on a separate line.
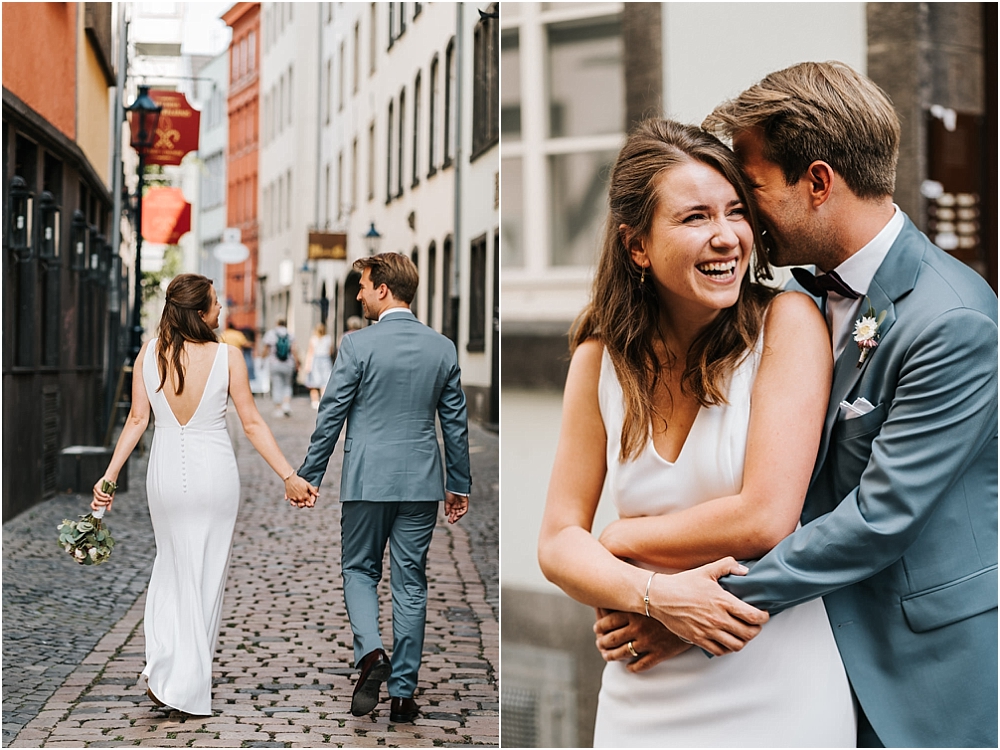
[853, 298, 887, 368]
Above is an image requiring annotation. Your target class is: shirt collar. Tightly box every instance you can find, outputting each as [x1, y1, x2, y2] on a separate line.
[378, 307, 412, 322]
[833, 205, 904, 296]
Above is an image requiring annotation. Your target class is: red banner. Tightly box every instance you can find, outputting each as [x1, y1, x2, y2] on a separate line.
[142, 187, 192, 244]
[146, 90, 201, 166]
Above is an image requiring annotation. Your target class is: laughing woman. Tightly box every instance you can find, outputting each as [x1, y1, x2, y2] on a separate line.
[537, 120, 855, 747]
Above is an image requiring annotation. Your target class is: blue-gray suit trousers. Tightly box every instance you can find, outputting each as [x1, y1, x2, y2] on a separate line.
[341, 500, 438, 698]
[298, 310, 472, 703]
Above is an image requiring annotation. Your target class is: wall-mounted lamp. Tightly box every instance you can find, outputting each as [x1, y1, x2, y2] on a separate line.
[8, 176, 34, 262]
[36, 190, 60, 266]
[70, 210, 89, 272]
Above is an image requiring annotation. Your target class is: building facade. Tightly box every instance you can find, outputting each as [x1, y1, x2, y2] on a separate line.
[258, 1, 498, 424]
[194, 49, 230, 287]
[2, 2, 121, 518]
[499, 3, 997, 746]
[222, 2, 261, 334]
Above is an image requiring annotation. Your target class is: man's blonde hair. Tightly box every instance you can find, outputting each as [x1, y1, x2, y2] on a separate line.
[703, 61, 900, 199]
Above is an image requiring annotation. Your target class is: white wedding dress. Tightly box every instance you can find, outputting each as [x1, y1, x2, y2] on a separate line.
[140, 341, 240, 715]
[592, 341, 856, 748]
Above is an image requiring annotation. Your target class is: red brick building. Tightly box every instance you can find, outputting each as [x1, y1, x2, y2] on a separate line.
[222, 2, 260, 332]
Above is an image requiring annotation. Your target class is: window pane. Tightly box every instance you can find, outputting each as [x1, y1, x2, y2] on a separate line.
[501, 157, 523, 268]
[547, 18, 623, 138]
[501, 30, 520, 141]
[548, 150, 615, 267]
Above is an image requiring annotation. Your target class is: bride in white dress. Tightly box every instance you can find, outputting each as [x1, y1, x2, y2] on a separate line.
[538, 120, 856, 746]
[92, 274, 317, 715]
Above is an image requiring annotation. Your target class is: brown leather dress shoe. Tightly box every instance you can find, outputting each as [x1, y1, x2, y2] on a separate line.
[390, 696, 419, 723]
[351, 648, 391, 716]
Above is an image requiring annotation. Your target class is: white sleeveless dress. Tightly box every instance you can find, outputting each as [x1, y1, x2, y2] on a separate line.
[140, 341, 240, 715]
[592, 341, 856, 748]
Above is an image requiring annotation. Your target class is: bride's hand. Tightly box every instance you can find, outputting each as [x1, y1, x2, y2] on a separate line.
[647, 558, 769, 656]
[285, 473, 318, 507]
[91, 478, 115, 512]
[594, 608, 692, 672]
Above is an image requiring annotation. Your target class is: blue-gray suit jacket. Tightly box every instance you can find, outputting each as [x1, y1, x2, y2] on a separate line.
[298, 310, 472, 501]
[724, 216, 998, 747]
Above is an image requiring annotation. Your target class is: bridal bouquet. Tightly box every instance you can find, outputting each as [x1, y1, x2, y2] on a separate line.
[58, 507, 115, 566]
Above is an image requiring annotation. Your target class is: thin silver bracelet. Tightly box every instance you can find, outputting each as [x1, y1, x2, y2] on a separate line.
[643, 572, 657, 617]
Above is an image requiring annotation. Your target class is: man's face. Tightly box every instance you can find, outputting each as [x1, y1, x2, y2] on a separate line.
[357, 268, 382, 321]
[733, 128, 821, 268]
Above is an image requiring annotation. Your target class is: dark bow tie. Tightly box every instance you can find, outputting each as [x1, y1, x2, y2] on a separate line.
[790, 267, 860, 300]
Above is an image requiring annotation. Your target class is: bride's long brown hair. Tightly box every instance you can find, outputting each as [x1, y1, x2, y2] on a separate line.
[155, 274, 218, 395]
[571, 119, 776, 461]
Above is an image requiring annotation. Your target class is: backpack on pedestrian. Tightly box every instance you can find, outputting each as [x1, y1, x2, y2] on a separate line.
[275, 333, 291, 362]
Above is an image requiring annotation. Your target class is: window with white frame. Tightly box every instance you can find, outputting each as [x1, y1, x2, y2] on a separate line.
[386, 101, 394, 204]
[368, 121, 375, 201]
[326, 58, 333, 124]
[501, 4, 624, 271]
[353, 22, 360, 93]
[443, 38, 456, 167]
[336, 151, 343, 221]
[370, 3, 377, 74]
[412, 72, 421, 187]
[428, 54, 438, 176]
[351, 137, 359, 208]
[397, 88, 405, 197]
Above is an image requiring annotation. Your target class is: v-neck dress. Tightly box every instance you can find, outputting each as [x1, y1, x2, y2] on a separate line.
[140, 340, 240, 715]
[592, 342, 856, 747]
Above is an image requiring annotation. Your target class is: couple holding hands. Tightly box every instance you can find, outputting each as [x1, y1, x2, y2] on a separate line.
[539, 61, 997, 747]
[93, 253, 471, 724]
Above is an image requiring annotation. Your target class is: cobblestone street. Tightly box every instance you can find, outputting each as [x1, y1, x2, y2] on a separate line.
[3, 396, 498, 748]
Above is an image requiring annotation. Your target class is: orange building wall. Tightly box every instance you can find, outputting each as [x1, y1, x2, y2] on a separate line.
[223, 3, 261, 333]
[77, 7, 112, 188]
[2, 2, 77, 140]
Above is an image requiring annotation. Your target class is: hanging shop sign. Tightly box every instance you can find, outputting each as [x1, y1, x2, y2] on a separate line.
[308, 231, 347, 260]
[142, 187, 192, 244]
[146, 90, 201, 166]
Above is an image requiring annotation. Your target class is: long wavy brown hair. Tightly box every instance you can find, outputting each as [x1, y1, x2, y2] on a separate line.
[155, 274, 218, 395]
[571, 119, 776, 462]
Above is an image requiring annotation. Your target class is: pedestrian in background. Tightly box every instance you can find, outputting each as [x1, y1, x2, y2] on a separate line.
[304, 323, 335, 410]
[262, 319, 298, 417]
[219, 321, 248, 352]
[339, 315, 364, 348]
[240, 326, 257, 382]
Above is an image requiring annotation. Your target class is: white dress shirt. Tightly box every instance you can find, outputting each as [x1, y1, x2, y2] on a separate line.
[377, 306, 412, 321]
[827, 205, 904, 360]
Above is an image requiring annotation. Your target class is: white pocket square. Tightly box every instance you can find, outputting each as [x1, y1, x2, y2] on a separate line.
[839, 397, 876, 420]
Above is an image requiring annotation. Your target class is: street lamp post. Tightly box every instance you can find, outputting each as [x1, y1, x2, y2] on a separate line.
[124, 85, 162, 362]
[362, 222, 382, 256]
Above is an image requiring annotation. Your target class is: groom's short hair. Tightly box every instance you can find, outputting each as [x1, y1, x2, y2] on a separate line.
[354, 252, 419, 304]
[703, 61, 900, 199]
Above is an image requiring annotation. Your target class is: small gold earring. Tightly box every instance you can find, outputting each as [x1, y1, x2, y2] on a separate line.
[641, 265, 646, 284]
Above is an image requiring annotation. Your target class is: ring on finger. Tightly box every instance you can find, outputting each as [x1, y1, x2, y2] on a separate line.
[678, 635, 692, 645]
[626, 640, 638, 658]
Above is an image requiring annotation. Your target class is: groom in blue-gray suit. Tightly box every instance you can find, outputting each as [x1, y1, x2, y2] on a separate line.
[294, 252, 472, 723]
[596, 62, 997, 747]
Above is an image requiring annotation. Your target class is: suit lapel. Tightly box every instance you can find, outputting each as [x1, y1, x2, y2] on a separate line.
[810, 216, 923, 484]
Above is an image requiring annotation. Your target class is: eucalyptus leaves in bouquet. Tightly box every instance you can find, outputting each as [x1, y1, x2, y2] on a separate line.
[58, 511, 115, 565]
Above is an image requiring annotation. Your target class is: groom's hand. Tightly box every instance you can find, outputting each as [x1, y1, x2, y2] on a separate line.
[648, 558, 769, 656]
[285, 474, 319, 508]
[594, 608, 692, 672]
[444, 492, 469, 524]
